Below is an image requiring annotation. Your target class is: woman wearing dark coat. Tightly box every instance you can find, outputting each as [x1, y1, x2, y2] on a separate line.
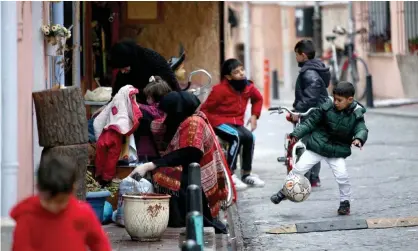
[110, 40, 180, 103]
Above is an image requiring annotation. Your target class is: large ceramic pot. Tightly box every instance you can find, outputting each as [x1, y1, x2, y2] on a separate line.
[123, 193, 171, 241]
[86, 190, 111, 223]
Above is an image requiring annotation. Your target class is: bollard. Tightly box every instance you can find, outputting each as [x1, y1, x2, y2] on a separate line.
[187, 184, 203, 214]
[263, 59, 271, 108]
[181, 239, 200, 251]
[366, 74, 374, 108]
[188, 162, 201, 187]
[185, 163, 204, 251]
[272, 70, 279, 100]
[185, 211, 204, 249]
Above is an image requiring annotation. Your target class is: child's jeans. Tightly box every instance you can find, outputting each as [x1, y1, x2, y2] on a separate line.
[287, 150, 351, 201]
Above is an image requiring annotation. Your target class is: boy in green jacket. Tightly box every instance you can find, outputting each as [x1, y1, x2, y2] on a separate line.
[270, 81, 368, 215]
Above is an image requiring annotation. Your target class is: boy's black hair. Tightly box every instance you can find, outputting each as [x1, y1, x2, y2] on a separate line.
[37, 155, 77, 198]
[333, 81, 356, 98]
[294, 39, 316, 59]
[221, 58, 243, 77]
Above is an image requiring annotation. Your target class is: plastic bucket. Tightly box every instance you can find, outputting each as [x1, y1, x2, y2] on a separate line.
[86, 190, 111, 223]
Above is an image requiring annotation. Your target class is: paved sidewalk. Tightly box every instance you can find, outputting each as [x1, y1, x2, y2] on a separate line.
[105, 224, 230, 251]
[1, 222, 230, 251]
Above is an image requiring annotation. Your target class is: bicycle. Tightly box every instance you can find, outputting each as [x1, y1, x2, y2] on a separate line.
[268, 106, 317, 174]
[323, 26, 370, 100]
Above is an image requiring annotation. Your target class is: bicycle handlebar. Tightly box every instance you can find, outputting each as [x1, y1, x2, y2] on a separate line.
[268, 106, 317, 117]
[332, 26, 367, 37]
[181, 69, 212, 92]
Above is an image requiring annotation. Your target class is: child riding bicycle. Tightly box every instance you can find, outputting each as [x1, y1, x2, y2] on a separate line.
[200, 58, 265, 190]
[270, 81, 368, 215]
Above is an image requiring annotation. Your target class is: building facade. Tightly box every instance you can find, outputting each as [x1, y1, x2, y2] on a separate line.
[225, 1, 418, 102]
[1, 1, 223, 218]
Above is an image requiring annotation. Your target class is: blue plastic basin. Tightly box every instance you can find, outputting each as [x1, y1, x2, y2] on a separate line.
[86, 190, 111, 223]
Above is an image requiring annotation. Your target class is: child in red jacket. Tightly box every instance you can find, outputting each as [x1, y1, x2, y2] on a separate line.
[10, 155, 112, 251]
[200, 58, 265, 190]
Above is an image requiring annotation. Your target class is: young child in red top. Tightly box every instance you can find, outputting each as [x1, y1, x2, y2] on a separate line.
[10, 155, 112, 251]
[200, 58, 265, 190]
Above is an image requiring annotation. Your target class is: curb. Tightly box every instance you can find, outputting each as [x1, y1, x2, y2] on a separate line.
[228, 203, 245, 251]
[266, 216, 418, 235]
[366, 109, 418, 118]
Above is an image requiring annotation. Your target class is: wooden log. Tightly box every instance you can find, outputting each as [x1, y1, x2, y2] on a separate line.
[41, 144, 89, 200]
[33, 87, 89, 148]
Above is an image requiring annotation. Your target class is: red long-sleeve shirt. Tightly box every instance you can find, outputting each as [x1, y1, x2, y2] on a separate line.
[10, 195, 112, 251]
[200, 78, 263, 127]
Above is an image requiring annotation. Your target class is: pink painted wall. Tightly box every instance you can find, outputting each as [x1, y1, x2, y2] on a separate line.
[17, 1, 34, 200]
[354, 2, 405, 99]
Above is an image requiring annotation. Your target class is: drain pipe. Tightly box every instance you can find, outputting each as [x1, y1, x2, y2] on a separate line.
[0, 2, 2, 214]
[243, 1, 251, 79]
[52, 1, 65, 87]
[1, 1, 19, 217]
[72, 1, 81, 87]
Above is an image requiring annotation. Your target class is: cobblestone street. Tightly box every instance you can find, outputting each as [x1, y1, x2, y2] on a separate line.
[236, 107, 418, 251]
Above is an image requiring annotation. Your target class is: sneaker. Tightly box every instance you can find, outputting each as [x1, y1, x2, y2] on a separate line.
[242, 174, 265, 187]
[311, 180, 321, 187]
[270, 191, 286, 205]
[231, 174, 248, 191]
[337, 200, 350, 215]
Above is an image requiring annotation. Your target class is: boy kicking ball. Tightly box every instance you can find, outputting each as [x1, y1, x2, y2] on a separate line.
[270, 81, 369, 215]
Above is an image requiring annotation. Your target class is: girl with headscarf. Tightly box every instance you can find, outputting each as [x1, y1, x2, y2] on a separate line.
[129, 91, 235, 233]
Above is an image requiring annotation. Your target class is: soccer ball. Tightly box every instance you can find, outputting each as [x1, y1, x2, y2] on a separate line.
[282, 172, 312, 202]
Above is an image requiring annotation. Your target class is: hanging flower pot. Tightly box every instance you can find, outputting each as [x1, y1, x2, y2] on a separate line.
[46, 36, 67, 56]
[41, 24, 72, 56]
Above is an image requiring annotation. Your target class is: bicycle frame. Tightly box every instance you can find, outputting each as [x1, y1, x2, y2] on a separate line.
[324, 26, 368, 87]
[268, 107, 316, 173]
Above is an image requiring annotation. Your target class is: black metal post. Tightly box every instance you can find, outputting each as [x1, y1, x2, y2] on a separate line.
[313, 2, 323, 58]
[188, 162, 201, 188]
[183, 162, 204, 251]
[366, 75, 374, 108]
[272, 70, 279, 100]
[186, 184, 203, 215]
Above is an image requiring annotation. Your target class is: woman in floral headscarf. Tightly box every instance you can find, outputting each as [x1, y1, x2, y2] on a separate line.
[130, 91, 235, 233]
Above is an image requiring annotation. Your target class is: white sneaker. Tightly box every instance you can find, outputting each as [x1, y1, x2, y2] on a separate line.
[243, 174, 265, 187]
[231, 174, 248, 191]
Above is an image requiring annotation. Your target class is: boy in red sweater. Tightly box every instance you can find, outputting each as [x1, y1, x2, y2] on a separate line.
[200, 58, 265, 190]
[10, 155, 112, 251]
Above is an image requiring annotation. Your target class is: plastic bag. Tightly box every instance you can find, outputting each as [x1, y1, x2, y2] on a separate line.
[114, 176, 154, 226]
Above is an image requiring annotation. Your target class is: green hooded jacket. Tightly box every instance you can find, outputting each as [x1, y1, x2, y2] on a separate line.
[290, 97, 368, 158]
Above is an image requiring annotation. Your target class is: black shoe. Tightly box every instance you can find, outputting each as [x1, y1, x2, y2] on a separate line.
[338, 200, 350, 215]
[270, 191, 286, 205]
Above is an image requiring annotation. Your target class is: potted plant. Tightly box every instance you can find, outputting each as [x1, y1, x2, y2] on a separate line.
[121, 175, 171, 241]
[41, 24, 72, 56]
[409, 37, 418, 54]
[86, 171, 118, 223]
